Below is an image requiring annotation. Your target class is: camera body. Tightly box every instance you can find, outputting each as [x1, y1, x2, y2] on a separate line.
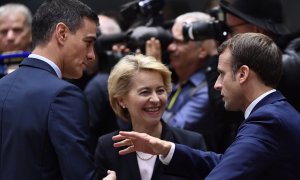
[95, 26, 172, 53]
[182, 6, 229, 43]
[94, 0, 171, 72]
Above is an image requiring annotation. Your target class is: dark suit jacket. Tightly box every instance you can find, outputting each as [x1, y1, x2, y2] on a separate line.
[84, 73, 119, 152]
[0, 58, 97, 180]
[164, 91, 300, 179]
[95, 121, 206, 180]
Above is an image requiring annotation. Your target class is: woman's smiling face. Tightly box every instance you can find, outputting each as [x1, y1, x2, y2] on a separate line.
[118, 70, 168, 126]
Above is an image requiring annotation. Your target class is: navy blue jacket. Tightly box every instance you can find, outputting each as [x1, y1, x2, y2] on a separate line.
[0, 58, 97, 180]
[164, 91, 300, 179]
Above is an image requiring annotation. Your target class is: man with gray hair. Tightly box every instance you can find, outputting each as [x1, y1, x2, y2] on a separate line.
[162, 12, 218, 150]
[0, 3, 32, 53]
[0, 3, 32, 76]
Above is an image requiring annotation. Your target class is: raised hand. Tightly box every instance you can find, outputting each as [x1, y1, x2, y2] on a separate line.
[145, 37, 162, 62]
[112, 131, 171, 156]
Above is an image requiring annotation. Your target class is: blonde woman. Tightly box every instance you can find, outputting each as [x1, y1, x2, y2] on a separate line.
[95, 54, 206, 180]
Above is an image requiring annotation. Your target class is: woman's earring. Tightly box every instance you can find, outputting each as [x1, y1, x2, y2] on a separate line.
[120, 104, 126, 109]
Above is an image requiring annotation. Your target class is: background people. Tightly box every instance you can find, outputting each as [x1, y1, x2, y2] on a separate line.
[0, 3, 32, 76]
[0, 3, 32, 53]
[112, 33, 300, 179]
[95, 54, 206, 179]
[84, 11, 124, 152]
[220, 0, 300, 112]
[162, 12, 218, 150]
[0, 0, 99, 179]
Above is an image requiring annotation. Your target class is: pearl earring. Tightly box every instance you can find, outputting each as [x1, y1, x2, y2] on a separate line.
[120, 104, 125, 109]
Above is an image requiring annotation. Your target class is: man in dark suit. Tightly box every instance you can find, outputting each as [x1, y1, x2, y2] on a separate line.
[0, 0, 99, 179]
[220, 0, 300, 112]
[112, 33, 300, 179]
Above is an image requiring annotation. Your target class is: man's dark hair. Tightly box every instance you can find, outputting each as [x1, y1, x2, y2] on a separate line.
[218, 33, 282, 88]
[32, 0, 99, 47]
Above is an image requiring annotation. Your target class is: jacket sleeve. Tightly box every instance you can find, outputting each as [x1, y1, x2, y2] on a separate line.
[48, 85, 98, 180]
[165, 113, 280, 180]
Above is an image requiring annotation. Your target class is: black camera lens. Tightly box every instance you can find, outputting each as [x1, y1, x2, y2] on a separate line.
[182, 20, 229, 42]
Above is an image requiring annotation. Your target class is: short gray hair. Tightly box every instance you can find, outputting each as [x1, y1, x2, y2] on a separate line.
[0, 3, 32, 28]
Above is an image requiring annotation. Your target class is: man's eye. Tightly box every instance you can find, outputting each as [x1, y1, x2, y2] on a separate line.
[0, 30, 8, 36]
[13, 28, 23, 34]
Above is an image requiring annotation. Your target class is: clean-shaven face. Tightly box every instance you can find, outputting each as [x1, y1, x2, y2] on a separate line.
[214, 48, 243, 111]
[62, 17, 97, 79]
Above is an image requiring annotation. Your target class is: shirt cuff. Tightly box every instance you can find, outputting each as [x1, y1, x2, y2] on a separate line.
[159, 142, 175, 165]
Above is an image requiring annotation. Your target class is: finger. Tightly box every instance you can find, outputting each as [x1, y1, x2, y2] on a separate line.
[119, 131, 143, 139]
[113, 138, 132, 148]
[112, 134, 126, 141]
[118, 145, 136, 155]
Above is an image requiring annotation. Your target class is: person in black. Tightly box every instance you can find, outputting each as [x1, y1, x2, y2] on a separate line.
[220, 0, 300, 112]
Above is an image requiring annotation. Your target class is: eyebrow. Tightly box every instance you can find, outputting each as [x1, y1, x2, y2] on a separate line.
[84, 35, 97, 42]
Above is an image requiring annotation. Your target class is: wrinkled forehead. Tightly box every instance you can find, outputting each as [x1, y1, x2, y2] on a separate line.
[0, 13, 28, 30]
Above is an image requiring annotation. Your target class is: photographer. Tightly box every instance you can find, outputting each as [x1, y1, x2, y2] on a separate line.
[161, 12, 219, 151]
[220, 0, 300, 112]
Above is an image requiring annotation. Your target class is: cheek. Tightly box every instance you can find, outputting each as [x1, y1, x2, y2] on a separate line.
[159, 95, 168, 106]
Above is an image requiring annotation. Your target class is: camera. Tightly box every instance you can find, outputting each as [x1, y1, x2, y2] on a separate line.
[95, 26, 172, 53]
[182, 20, 229, 42]
[182, 6, 229, 43]
[95, 0, 169, 53]
[120, 0, 165, 28]
[94, 0, 172, 72]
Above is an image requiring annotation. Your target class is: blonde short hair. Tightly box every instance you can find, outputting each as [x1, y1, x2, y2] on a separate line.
[108, 54, 172, 122]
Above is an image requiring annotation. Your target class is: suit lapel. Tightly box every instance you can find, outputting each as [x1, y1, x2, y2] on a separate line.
[124, 152, 141, 179]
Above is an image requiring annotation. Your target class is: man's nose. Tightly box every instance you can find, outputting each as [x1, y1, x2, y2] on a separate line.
[6, 30, 16, 40]
[214, 77, 222, 91]
[87, 47, 96, 61]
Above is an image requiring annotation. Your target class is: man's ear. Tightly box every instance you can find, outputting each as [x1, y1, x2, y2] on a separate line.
[55, 22, 69, 45]
[238, 65, 249, 84]
[198, 46, 209, 59]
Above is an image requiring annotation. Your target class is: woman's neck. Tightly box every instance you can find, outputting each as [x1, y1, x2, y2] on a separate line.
[132, 121, 162, 138]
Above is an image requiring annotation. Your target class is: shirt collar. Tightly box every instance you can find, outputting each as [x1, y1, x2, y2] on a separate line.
[28, 54, 62, 78]
[188, 69, 206, 86]
[244, 89, 276, 119]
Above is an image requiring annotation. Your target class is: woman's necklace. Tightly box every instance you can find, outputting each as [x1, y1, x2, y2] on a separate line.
[136, 151, 156, 161]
